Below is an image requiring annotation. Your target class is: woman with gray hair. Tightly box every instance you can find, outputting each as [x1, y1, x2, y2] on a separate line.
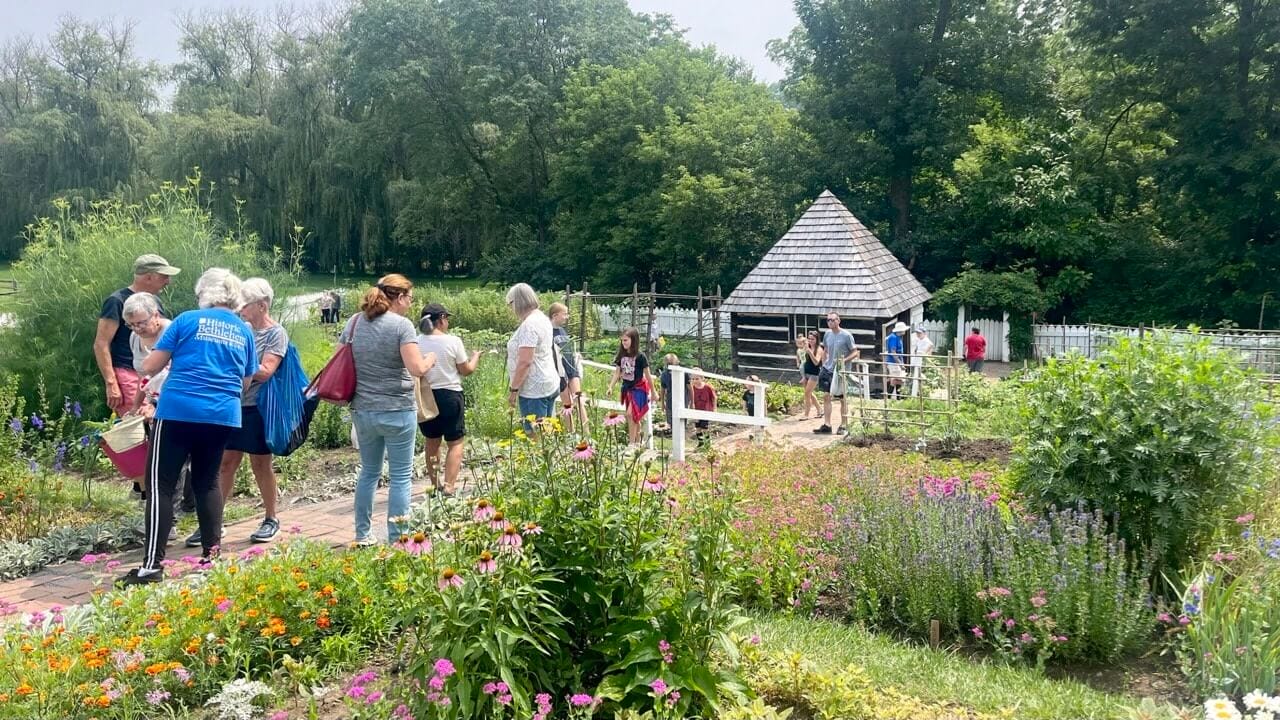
[192, 277, 288, 546]
[123, 292, 170, 416]
[504, 283, 560, 428]
[118, 268, 258, 586]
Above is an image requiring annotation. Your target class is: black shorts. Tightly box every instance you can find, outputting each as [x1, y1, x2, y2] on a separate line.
[418, 388, 465, 442]
[817, 368, 843, 398]
[225, 405, 272, 455]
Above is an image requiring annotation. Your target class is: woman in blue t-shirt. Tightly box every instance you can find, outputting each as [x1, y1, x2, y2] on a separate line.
[118, 268, 258, 587]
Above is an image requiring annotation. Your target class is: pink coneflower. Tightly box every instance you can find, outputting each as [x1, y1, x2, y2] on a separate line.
[399, 531, 432, 556]
[522, 522, 543, 536]
[473, 498, 495, 522]
[476, 551, 497, 574]
[438, 567, 464, 590]
[641, 477, 666, 493]
[573, 441, 595, 461]
[603, 411, 625, 426]
[488, 511, 507, 531]
[497, 524, 523, 552]
[562, 404, 574, 417]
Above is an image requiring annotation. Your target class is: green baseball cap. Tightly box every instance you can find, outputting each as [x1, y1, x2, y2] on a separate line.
[133, 254, 181, 276]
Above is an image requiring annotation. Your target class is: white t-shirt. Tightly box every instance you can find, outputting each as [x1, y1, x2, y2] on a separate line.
[910, 334, 935, 366]
[417, 333, 469, 392]
[130, 323, 171, 399]
[506, 310, 559, 399]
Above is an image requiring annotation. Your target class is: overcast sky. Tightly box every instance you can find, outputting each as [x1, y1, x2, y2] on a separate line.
[2, 0, 796, 83]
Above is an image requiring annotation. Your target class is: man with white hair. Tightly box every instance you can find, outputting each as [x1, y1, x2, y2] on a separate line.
[94, 254, 180, 418]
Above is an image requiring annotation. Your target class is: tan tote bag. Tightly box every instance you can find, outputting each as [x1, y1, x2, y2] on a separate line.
[415, 376, 440, 423]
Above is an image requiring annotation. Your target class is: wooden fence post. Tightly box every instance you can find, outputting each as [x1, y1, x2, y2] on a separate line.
[646, 282, 657, 355]
[630, 283, 638, 330]
[713, 285, 722, 373]
[696, 287, 705, 369]
[579, 282, 589, 344]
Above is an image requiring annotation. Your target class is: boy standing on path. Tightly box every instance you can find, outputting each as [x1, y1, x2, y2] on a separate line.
[813, 312, 858, 435]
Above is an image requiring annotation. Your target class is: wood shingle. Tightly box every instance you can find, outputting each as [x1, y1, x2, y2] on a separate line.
[721, 190, 931, 318]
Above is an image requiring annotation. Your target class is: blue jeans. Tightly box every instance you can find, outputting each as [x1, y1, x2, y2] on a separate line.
[518, 392, 559, 432]
[351, 409, 417, 543]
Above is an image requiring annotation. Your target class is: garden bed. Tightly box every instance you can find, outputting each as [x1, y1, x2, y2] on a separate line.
[844, 432, 1011, 463]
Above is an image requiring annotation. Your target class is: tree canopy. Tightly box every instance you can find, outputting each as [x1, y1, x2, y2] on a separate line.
[0, 0, 1275, 328]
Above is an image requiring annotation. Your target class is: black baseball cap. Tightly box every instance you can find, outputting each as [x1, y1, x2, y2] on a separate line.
[421, 303, 450, 319]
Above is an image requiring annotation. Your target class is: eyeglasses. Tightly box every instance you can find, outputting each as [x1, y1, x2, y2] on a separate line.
[124, 318, 152, 330]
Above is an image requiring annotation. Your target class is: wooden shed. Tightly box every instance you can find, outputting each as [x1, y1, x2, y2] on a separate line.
[721, 190, 932, 378]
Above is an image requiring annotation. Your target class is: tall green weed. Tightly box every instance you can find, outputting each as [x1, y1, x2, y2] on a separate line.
[2, 178, 298, 417]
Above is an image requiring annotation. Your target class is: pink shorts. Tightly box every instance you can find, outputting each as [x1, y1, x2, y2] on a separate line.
[111, 367, 142, 416]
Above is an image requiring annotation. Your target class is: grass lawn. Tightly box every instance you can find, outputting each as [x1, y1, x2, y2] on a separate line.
[296, 272, 485, 294]
[751, 613, 1160, 720]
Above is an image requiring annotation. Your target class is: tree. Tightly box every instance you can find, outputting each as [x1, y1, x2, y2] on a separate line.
[774, 0, 1050, 267]
[543, 43, 810, 294]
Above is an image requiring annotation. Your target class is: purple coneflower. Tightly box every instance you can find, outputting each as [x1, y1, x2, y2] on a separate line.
[572, 441, 595, 461]
[603, 411, 625, 427]
[476, 551, 497, 574]
[497, 524, 523, 552]
[522, 522, 543, 536]
[641, 478, 666, 493]
[488, 511, 507, 531]
[473, 498, 495, 522]
[439, 567, 464, 589]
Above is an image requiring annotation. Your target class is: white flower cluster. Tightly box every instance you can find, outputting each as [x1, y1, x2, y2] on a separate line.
[204, 678, 275, 720]
[1205, 692, 1280, 720]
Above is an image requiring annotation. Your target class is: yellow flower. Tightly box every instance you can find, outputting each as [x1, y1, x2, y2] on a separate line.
[290, 636, 302, 646]
[525, 414, 536, 423]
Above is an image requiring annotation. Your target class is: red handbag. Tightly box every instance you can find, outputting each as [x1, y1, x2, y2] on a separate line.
[307, 315, 359, 404]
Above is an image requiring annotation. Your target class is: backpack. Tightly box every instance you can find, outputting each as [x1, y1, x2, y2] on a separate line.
[259, 343, 318, 456]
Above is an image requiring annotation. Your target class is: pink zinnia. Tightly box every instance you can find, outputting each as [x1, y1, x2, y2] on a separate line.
[641, 478, 666, 493]
[573, 442, 595, 461]
[216, 599, 232, 613]
[473, 499, 495, 522]
[498, 524, 523, 552]
[603, 412, 625, 427]
[476, 551, 497, 574]
[970, 626, 984, 639]
[438, 567, 464, 589]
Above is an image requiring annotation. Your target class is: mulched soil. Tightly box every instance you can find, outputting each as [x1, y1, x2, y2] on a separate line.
[844, 433, 1011, 463]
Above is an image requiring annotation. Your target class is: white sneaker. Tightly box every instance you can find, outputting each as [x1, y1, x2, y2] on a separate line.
[352, 536, 378, 547]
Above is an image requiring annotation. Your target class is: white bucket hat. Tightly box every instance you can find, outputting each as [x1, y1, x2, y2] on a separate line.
[892, 322, 909, 333]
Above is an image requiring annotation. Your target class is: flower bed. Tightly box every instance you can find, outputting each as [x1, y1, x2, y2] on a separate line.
[0, 422, 741, 719]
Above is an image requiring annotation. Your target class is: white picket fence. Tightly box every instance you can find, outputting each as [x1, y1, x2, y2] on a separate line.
[597, 305, 731, 338]
[917, 316, 1011, 362]
[1032, 324, 1280, 376]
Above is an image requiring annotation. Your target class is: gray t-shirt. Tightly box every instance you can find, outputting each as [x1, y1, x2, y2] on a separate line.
[822, 328, 855, 371]
[242, 323, 289, 407]
[340, 312, 418, 411]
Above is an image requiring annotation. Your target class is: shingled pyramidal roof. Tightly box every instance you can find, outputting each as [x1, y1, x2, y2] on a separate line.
[722, 190, 931, 318]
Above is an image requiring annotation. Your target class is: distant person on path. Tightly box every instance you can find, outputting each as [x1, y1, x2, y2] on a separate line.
[658, 353, 691, 429]
[94, 254, 180, 417]
[342, 274, 434, 545]
[743, 374, 762, 415]
[910, 325, 935, 397]
[965, 327, 987, 373]
[318, 291, 333, 324]
[118, 269, 256, 586]
[504, 283, 561, 433]
[330, 290, 343, 324]
[813, 312, 858, 435]
[207, 278, 288, 547]
[606, 327, 653, 445]
[689, 369, 716, 436]
[549, 302, 587, 431]
[885, 322, 908, 400]
[798, 331, 824, 419]
[417, 302, 480, 496]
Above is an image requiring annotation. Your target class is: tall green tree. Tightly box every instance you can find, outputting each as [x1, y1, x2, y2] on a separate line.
[774, 0, 1051, 269]
[544, 43, 810, 293]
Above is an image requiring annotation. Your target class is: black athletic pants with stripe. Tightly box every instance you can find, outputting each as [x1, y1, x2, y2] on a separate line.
[141, 419, 231, 572]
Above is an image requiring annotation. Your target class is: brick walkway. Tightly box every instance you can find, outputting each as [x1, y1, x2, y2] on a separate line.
[0, 481, 432, 616]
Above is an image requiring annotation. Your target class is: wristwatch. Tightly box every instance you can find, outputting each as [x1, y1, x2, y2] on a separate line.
[508, 387, 519, 393]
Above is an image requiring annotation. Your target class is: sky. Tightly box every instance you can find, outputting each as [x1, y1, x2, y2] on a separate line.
[2, 0, 796, 83]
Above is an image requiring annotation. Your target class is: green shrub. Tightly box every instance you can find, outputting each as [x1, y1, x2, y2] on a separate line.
[308, 402, 351, 449]
[332, 286, 600, 338]
[1011, 333, 1274, 581]
[2, 179, 298, 417]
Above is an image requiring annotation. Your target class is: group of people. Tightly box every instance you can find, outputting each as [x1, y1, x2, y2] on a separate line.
[792, 313, 987, 435]
[96, 257, 285, 586]
[317, 290, 343, 324]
